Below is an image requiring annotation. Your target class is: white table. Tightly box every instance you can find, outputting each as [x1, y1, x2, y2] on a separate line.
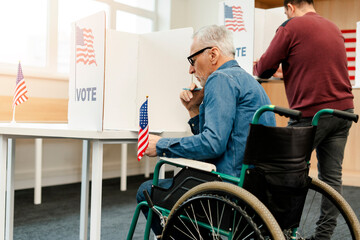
[0, 123, 186, 240]
[0, 123, 141, 240]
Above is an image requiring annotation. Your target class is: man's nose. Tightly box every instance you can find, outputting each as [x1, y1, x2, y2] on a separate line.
[189, 65, 195, 74]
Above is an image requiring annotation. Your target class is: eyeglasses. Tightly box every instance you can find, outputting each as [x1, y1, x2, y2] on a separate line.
[187, 47, 213, 66]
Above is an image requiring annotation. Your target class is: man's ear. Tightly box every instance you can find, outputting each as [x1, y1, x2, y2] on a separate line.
[210, 47, 220, 65]
[287, 3, 295, 15]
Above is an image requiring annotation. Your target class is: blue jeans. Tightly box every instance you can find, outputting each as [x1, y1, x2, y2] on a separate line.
[289, 109, 353, 239]
[136, 178, 173, 236]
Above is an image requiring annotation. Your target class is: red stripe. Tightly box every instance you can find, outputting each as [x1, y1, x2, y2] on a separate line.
[344, 38, 356, 43]
[138, 135, 149, 149]
[349, 76, 355, 80]
[137, 126, 149, 161]
[346, 48, 356, 52]
[14, 85, 27, 100]
[76, 59, 97, 65]
[348, 66, 355, 71]
[347, 57, 356, 61]
[341, 29, 356, 33]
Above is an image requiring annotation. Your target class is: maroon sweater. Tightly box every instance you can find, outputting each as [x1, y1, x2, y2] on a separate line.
[254, 12, 354, 117]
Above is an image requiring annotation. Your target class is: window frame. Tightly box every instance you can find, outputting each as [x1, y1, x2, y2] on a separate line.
[0, 0, 158, 80]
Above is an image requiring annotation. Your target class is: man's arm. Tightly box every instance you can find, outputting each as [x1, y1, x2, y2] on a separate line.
[253, 26, 291, 78]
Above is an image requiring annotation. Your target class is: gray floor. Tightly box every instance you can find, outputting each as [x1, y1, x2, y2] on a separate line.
[13, 174, 360, 240]
[14, 175, 150, 240]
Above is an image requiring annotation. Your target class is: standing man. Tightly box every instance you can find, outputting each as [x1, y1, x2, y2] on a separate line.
[253, 0, 354, 239]
[137, 24, 276, 236]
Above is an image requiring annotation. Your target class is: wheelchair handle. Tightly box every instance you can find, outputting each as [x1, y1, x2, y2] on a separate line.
[312, 109, 358, 126]
[252, 105, 302, 124]
[333, 110, 358, 123]
[274, 106, 302, 120]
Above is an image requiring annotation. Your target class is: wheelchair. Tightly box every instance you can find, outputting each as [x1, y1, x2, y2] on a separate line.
[127, 105, 360, 240]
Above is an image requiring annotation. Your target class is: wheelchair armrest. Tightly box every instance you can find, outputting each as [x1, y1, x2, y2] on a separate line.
[159, 157, 216, 172]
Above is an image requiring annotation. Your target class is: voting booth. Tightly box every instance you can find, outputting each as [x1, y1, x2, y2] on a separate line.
[67, 7, 288, 132]
[219, 0, 286, 75]
[68, 12, 193, 132]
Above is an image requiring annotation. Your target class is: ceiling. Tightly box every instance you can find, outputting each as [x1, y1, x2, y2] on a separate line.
[255, 0, 284, 8]
[255, 0, 329, 9]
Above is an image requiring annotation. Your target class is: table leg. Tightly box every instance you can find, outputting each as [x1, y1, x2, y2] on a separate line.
[0, 136, 7, 240]
[145, 156, 150, 178]
[79, 140, 90, 240]
[5, 139, 15, 240]
[120, 144, 127, 191]
[34, 138, 42, 205]
[90, 140, 103, 240]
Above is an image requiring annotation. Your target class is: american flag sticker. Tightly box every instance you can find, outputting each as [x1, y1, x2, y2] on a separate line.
[224, 4, 246, 32]
[341, 29, 356, 85]
[76, 25, 97, 66]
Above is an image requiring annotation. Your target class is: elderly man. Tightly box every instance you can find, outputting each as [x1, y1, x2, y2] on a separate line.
[137, 25, 275, 236]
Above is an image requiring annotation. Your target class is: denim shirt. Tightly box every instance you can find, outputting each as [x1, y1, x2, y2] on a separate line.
[156, 60, 276, 177]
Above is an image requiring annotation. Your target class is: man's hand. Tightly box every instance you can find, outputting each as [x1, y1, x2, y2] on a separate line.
[273, 64, 283, 78]
[180, 83, 204, 118]
[145, 134, 162, 157]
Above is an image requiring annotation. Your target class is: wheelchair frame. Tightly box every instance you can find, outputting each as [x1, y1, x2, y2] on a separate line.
[127, 105, 360, 240]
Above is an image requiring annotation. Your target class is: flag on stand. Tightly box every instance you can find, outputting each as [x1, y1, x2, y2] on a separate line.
[76, 25, 97, 66]
[137, 97, 149, 161]
[224, 4, 246, 32]
[13, 62, 28, 107]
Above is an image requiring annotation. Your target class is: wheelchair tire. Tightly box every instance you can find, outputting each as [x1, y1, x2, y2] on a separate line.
[161, 181, 285, 240]
[293, 178, 360, 240]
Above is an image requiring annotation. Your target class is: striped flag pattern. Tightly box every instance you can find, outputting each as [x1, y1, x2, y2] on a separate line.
[224, 4, 246, 32]
[137, 98, 149, 161]
[341, 29, 356, 85]
[76, 26, 97, 66]
[13, 62, 28, 107]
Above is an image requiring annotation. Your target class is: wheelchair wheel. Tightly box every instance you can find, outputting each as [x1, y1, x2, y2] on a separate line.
[294, 178, 360, 240]
[161, 181, 285, 240]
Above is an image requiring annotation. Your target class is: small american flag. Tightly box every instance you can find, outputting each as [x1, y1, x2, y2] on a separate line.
[341, 29, 356, 85]
[224, 4, 246, 32]
[137, 98, 149, 161]
[13, 62, 28, 107]
[76, 25, 97, 66]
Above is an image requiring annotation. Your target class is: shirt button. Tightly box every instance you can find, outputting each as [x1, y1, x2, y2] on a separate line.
[163, 153, 166, 156]
[191, 124, 195, 127]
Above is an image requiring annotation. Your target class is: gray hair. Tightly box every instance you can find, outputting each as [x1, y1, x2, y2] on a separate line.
[193, 25, 235, 58]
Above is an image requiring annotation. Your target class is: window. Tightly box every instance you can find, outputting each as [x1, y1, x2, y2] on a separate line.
[0, 0, 47, 67]
[116, 11, 153, 34]
[115, 0, 155, 11]
[0, 0, 158, 76]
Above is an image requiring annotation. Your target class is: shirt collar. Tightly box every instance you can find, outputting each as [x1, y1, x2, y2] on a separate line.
[217, 59, 239, 71]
